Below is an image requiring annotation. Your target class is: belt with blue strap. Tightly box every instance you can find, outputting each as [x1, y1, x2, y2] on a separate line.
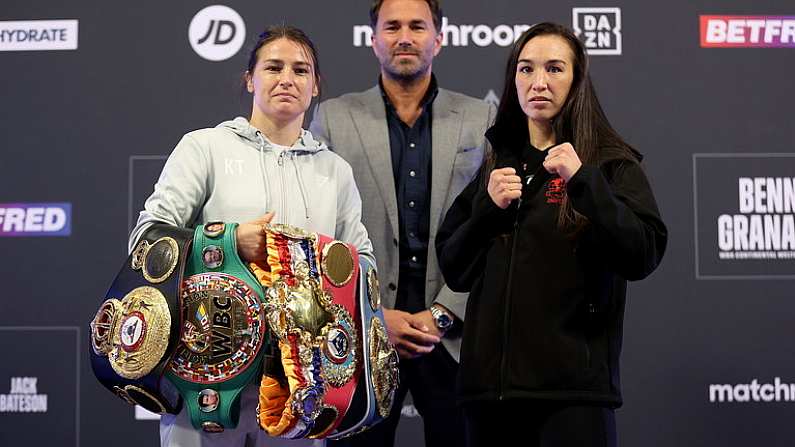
[89, 224, 192, 415]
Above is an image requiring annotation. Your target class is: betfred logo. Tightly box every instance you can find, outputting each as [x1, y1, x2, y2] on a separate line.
[700, 16, 795, 47]
[0, 203, 71, 236]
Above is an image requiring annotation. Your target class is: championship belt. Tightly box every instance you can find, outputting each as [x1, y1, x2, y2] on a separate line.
[252, 224, 399, 439]
[326, 255, 399, 439]
[166, 222, 268, 433]
[89, 224, 192, 414]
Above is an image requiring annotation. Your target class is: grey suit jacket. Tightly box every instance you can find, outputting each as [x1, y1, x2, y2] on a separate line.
[309, 85, 495, 361]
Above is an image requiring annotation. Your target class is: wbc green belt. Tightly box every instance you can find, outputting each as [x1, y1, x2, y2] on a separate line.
[166, 222, 267, 433]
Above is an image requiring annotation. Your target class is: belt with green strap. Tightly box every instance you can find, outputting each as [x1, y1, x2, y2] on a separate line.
[167, 222, 268, 433]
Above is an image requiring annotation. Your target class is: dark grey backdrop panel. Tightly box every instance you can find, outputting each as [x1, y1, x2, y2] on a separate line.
[1, 0, 793, 445]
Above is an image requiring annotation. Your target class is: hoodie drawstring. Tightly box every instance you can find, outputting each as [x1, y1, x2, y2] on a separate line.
[290, 152, 311, 220]
[257, 132, 273, 215]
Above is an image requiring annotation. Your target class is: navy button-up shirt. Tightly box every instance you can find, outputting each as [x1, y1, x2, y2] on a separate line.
[379, 76, 438, 301]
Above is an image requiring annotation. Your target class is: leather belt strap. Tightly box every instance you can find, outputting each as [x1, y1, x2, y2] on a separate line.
[89, 224, 193, 414]
[252, 224, 399, 439]
[329, 255, 399, 439]
[166, 222, 268, 433]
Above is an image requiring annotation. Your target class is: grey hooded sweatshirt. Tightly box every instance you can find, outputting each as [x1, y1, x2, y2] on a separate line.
[129, 117, 374, 265]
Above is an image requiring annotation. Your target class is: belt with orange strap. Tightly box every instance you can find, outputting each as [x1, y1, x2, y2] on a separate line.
[250, 224, 399, 439]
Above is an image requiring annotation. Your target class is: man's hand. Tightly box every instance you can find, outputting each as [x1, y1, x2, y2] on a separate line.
[383, 308, 441, 359]
[235, 212, 275, 262]
[410, 310, 444, 338]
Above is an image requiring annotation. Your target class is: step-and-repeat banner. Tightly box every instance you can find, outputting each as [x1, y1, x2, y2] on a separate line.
[1, 1, 793, 446]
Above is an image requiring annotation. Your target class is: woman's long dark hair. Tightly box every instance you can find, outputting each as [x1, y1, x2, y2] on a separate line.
[487, 22, 635, 233]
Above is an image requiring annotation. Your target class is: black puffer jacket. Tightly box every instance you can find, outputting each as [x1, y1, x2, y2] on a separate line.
[436, 127, 667, 407]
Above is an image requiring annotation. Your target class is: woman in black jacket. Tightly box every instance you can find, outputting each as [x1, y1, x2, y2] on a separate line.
[435, 22, 667, 447]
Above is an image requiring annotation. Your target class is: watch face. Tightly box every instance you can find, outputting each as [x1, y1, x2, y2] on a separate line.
[436, 313, 453, 330]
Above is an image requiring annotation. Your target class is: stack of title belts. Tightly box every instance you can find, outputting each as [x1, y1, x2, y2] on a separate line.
[90, 222, 399, 438]
[250, 224, 399, 439]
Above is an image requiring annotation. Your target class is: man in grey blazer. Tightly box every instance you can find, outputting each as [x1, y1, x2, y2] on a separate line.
[309, 0, 494, 445]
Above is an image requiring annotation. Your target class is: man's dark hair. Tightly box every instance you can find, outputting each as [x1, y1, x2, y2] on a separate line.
[369, 0, 443, 33]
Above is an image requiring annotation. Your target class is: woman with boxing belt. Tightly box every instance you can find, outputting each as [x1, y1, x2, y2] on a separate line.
[436, 23, 667, 447]
[129, 25, 374, 447]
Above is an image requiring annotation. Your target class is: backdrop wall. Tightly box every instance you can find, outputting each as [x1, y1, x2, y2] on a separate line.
[1, 1, 794, 446]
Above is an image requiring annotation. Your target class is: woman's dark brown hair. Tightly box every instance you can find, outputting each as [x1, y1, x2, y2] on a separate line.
[244, 25, 322, 97]
[488, 22, 635, 233]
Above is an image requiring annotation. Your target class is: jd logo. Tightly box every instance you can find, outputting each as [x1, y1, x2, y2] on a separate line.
[198, 20, 236, 45]
[189, 5, 246, 62]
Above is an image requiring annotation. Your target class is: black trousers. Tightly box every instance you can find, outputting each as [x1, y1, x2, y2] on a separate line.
[330, 345, 465, 447]
[331, 270, 465, 447]
[463, 400, 617, 447]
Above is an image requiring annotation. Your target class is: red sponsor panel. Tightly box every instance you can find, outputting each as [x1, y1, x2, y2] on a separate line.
[700, 15, 795, 47]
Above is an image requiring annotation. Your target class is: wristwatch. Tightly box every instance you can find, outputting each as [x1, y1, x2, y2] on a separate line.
[429, 304, 454, 332]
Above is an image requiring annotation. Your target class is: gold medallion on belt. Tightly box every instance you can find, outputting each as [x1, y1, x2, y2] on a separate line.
[369, 317, 399, 418]
[265, 260, 359, 388]
[90, 286, 172, 380]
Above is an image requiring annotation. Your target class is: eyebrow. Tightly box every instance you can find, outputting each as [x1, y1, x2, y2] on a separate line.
[261, 59, 312, 67]
[382, 19, 429, 27]
[517, 58, 569, 65]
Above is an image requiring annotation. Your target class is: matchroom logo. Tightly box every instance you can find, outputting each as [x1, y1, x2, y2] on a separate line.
[700, 16, 795, 47]
[352, 17, 532, 47]
[0, 20, 78, 51]
[693, 154, 795, 279]
[710, 378, 795, 403]
[0, 203, 71, 237]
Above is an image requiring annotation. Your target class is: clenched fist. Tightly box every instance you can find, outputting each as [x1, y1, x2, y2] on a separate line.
[488, 167, 523, 209]
[235, 212, 275, 262]
[542, 142, 582, 182]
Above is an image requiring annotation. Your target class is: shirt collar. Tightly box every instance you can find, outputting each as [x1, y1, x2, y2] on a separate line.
[379, 74, 439, 111]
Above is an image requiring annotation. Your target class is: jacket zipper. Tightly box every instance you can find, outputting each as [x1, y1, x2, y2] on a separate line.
[586, 302, 595, 369]
[497, 160, 547, 399]
[499, 203, 522, 400]
[277, 151, 287, 222]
